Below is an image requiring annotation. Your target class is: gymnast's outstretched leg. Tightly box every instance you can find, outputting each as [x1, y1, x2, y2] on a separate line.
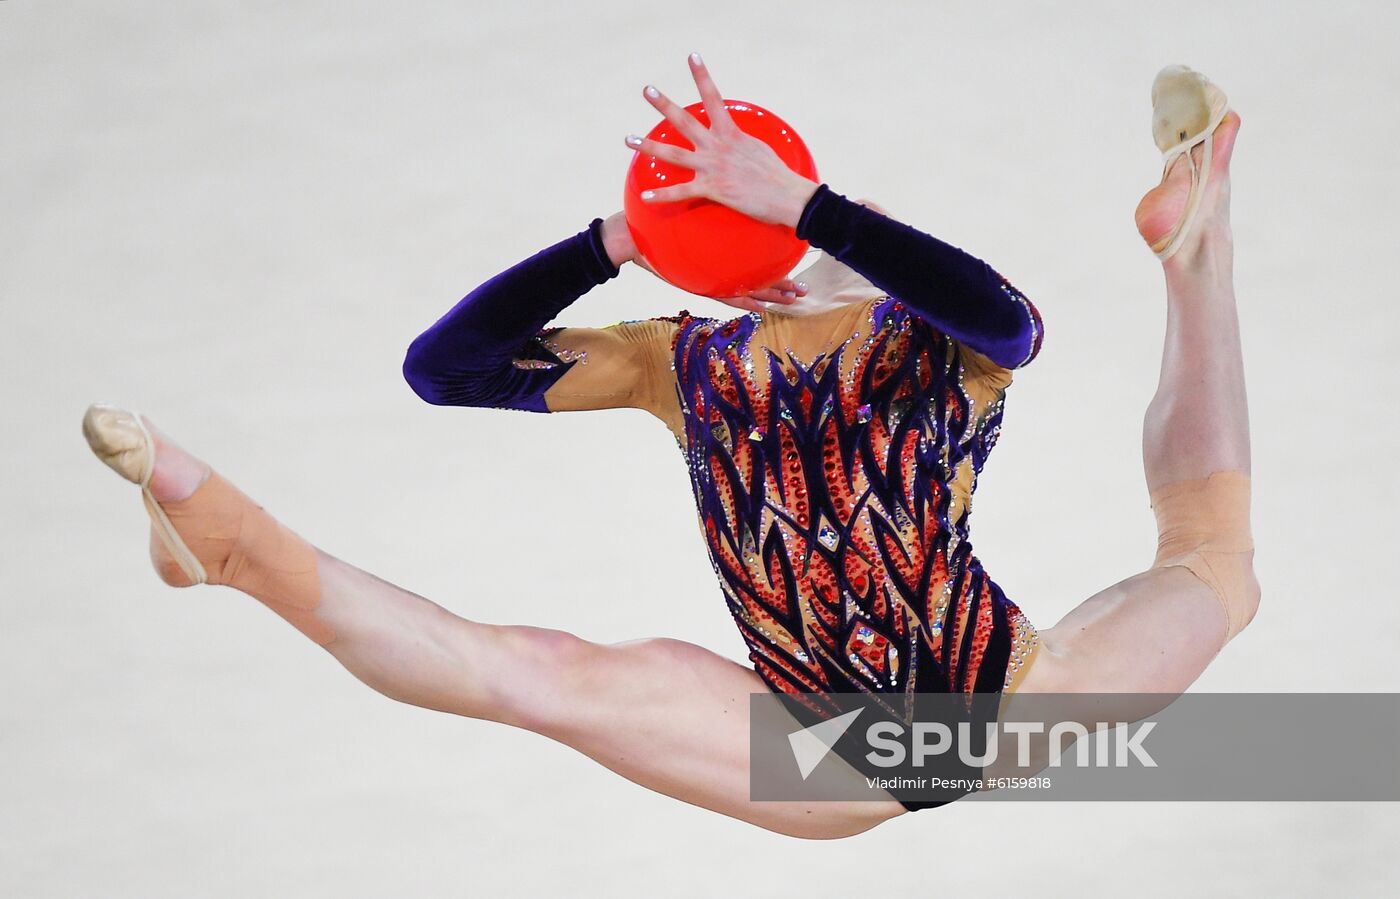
[81, 406, 902, 838]
[1018, 106, 1260, 700]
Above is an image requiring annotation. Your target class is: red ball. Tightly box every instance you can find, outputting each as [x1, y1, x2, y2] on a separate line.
[623, 99, 818, 299]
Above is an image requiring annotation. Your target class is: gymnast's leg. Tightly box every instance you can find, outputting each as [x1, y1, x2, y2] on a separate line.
[82, 407, 902, 838]
[1016, 109, 1260, 700]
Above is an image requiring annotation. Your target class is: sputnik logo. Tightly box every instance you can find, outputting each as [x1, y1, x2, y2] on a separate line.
[787, 708, 864, 780]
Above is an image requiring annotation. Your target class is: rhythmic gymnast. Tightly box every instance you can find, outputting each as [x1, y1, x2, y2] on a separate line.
[82, 55, 1256, 837]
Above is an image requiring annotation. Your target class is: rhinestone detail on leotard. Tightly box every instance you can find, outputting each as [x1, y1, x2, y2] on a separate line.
[666, 297, 1038, 699]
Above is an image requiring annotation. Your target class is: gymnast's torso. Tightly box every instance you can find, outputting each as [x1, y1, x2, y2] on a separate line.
[400, 188, 1048, 699]
[642, 294, 1039, 698]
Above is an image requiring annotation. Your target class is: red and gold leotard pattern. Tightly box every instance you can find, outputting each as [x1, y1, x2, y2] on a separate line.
[659, 296, 1038, 699]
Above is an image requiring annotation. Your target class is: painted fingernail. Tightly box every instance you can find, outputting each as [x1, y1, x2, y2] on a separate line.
[644, 85, 660, 99]
[795, 281, 808, 291]
[690, 52, 703, 66]
[626, 134, 642, 146]
[641, 190, 655, 200]
[782, 290, 796, 298]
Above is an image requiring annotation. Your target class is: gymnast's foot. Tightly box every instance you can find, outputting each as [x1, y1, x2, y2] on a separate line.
[83, 405, 225, 587]
[84, 404, 331, 641]
[1134, 110, 1242, 263]
[82, 405, 322, 606]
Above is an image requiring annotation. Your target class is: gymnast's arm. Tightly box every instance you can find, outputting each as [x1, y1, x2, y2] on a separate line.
[401, 215, 673, 418]
[795, 183, 1045, 369]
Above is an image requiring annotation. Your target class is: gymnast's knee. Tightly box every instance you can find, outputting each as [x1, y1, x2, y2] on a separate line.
[1149, 470, 1261, 645]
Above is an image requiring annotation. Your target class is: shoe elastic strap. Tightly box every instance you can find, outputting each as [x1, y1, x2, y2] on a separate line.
[130, 411, 209, 585]
[1156, 132, 1213, 261]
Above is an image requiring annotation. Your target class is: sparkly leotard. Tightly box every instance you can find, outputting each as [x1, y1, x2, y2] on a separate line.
[403, 185, 1045, 798]
[664, 292, 1039, 699]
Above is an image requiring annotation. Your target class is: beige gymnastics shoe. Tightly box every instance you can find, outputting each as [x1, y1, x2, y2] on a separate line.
[82, 403, 208, 586]
[1145, 64, 1231, 260]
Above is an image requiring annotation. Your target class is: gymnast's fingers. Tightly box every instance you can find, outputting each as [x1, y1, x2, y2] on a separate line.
[642, 83, 709, 148]
[687, 52, 736, 135]
[624, 133, 696, 169]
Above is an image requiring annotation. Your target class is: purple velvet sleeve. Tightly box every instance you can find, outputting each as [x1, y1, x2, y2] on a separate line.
[402, 217, 622, 411]
[795, 183, 1043, 369]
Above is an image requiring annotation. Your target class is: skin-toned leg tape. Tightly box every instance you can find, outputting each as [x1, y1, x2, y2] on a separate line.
[157, 470, 335, 646]
[1149, 470, 1257, 645]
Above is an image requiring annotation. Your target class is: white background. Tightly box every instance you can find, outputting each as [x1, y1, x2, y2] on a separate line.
[3, 1, 1397, 895]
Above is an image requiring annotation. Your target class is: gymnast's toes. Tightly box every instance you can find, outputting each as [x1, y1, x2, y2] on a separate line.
[83, 404, 210, 501]
[82, 403, 151, 485]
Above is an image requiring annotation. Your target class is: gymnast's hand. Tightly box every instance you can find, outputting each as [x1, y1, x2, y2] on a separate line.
[624, 52, 819, 230]
[599, 209, 809, 314]
[609, 52, 818, 313]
